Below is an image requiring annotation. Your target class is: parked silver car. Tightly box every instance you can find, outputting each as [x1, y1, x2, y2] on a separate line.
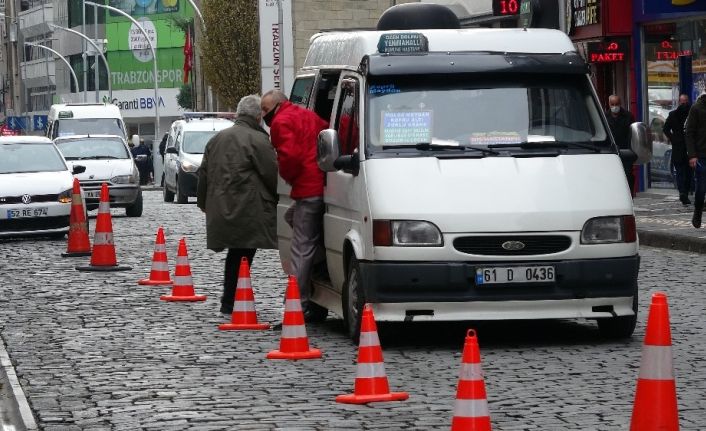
[54, 135, 143, 217]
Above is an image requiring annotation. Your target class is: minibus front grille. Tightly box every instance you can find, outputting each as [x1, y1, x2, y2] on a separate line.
[453, 235, 572, 256]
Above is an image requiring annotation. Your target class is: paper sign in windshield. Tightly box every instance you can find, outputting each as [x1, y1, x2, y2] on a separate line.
[469, 132, 521, 145]
[382, 111, 432, 145]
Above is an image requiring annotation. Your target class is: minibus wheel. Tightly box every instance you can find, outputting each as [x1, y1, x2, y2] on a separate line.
[343, 256, 365, 343]
[596, 284, 638, 339]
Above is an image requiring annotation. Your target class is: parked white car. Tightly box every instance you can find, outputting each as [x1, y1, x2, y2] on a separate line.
[163, 113, 235, 204]
[0, 136, 85, 238]
[54, 135, 142, 217]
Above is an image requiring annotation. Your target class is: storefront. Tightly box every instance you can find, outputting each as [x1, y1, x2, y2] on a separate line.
[634, 0, 706, 190]
[567, 1, 634, 114]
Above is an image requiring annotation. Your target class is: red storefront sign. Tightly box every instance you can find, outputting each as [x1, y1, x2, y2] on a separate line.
[586, 39, 629, 63]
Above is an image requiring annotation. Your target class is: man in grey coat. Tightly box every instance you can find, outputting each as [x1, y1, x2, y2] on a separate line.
[197, 95, 278, 314]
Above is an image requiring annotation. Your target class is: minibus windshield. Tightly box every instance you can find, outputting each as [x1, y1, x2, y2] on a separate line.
[367, 74, 610, 154]
[54, 118, 124, 139]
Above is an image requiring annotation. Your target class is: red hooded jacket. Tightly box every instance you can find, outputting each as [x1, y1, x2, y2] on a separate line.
[269, 101, 329, 199]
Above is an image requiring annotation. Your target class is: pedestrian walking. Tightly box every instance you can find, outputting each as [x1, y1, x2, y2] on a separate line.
[663, 94, 692, 205]
[131, 138, 153, 185]
[606, 95, 636, 195]
[261, 89, 329, 322]
[196, 94, 278, 315]
[158, 132, 168, 186]
[686, 91, 706, 228]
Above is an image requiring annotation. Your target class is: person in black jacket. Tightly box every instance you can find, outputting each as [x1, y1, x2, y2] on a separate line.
[686, 92, 706, 228]
[606, 95, 636, 195]
[663, 94, 692, 205]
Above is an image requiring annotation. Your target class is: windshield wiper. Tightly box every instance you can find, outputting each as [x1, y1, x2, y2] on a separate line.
[383, 142, 499, 155]
[488, 142, 601, 153]
[78, 155, 121, 159]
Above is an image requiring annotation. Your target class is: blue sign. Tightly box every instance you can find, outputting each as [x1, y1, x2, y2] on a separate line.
[33, 115, 48, 131]
[644, 0, 706, 14]
[6, 116, 28, 131]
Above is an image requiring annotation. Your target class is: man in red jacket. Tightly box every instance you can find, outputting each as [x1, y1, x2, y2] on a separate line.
[261, 89, 329, 322]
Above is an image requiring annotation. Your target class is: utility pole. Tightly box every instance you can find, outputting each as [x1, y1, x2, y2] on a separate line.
[6, 0, 21, 117]
[94, 3, 99, 102]
[82, 0, 87, 101]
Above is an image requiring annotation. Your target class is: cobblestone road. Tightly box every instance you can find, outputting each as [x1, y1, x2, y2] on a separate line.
[0, 190, 705, 430]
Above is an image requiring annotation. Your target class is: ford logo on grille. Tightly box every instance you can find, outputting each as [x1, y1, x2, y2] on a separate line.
[501, 240, 525, 251]
[21, 194, 32, 204]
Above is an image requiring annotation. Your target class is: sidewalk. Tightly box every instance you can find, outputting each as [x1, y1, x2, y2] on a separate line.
[634, 187, 706, 253]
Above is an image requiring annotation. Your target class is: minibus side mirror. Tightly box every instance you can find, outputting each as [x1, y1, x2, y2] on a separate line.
[629, 122, 652, 165]
[334, 152, 360, 175]
[317, 129, 340, 172]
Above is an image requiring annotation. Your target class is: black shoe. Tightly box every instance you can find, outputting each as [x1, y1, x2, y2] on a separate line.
[271, 322, 283, 330]
[693, 213, 702, 229]
[219, 305, 233, 315]
[680, 194, 691, 205]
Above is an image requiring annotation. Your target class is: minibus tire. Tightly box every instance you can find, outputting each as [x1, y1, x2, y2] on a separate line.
[596, 285, 638, 339]
[343, 257, 365, 343]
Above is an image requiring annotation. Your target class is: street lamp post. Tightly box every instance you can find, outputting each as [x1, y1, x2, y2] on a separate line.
[24, 42, 80, 99]
[85, 1, 160, 146]
[49, 23, 112, 101]
[184, 0, 212, 110]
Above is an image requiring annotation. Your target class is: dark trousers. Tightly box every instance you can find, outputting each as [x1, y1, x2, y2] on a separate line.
[694, 159, 706, 206]
[673, 160, 693, 197]
[221, 248, 257, 311]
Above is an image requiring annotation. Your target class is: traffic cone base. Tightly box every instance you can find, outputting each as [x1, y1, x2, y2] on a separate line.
[63, 177, 91, 257]
[218, 257, 269, 331]
[76, 264, 132, 271]
[138, 278, 173, 286]
[160, 293, 207, 302]
[451, 329, 492, 430]
[266, 276, 321, 360]
[219, 322, 271, 331]
[336, 304, 408, 404]
[335, 391, 409, 405]
[62, 251, 92, 257]
[266, 348, 321, 360]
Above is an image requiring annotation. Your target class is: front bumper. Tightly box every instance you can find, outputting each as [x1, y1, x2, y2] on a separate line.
[84, 185, 140, 208]
[359, 255, 639, 321]
[177, 169, 199, 197]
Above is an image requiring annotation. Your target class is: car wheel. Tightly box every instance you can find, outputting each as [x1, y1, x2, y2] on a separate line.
[597, 284, 637, 339]
[342, 256, 365, 343]
[176, 176, 188, 204]
[163, 182, 174, 202]
[125, 190, 143, 217]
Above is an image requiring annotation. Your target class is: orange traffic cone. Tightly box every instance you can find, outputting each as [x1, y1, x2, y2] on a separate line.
[336, 304, 408, 404]
[62, 177, 91, 257]
[160, 238, 206, 302]
[76, 183, 131, 271]
[451, 329, 492, 431]
[219, 257, 270, 330]
[630, 292, 679, 431]
[266, 276, 321, 360]
[138, 226, 174, 285]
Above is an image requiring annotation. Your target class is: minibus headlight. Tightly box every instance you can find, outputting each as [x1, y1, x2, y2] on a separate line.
[58, 188, 72, 203]
[581, 216, 636, 244]
[181, 160, 199, 172]
[392, 220, 443, 246]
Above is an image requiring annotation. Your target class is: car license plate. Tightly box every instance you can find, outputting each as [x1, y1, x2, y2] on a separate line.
[85, 190, 101, 199]
[476, 266, 555, 285]
[6, 207, 49, 219]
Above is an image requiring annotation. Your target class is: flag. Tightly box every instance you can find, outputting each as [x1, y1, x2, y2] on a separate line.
[183, 27, 193, 84]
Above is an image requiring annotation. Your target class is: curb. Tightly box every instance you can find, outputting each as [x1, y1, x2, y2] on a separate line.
[638, 229, 706, 254]
[0, 335, 38, 430]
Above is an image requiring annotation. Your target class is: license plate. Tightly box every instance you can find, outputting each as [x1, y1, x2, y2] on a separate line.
[85, 190, 101, 199]
[476, 266, 555, 285]
[6, 207, 49, 219]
